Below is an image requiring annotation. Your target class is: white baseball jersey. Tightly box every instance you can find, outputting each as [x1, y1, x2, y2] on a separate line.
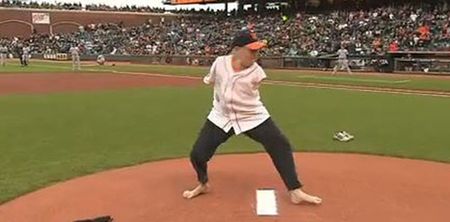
[337, 49, 348, 59]
[70, 46, 80, 55]
[22, 47, 30, 55]
[203, 55, 270, 135]
[0, 46, 7, 53]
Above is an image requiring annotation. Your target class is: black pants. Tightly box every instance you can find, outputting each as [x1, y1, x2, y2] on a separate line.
[190, 118, 303, 191]
[19, 53, 24, 66]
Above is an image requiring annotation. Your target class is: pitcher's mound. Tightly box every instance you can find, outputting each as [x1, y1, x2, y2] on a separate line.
[0, 153, 449, 222]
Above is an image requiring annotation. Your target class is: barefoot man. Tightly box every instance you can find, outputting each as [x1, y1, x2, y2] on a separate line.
[183, 30, 322, 205]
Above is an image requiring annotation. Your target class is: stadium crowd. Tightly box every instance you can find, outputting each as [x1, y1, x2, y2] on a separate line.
[0, 0, 83, 10]
[0, 0, 221, 15]
[0, 2, 449, 57]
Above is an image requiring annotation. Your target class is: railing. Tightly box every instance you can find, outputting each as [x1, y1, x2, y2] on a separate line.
[280, 55, 391, 72]
[390, 51, 450, 74]
[394, 58, 450, 74]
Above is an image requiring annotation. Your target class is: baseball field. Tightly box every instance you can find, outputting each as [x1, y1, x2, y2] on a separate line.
[0, 60, 449, 221]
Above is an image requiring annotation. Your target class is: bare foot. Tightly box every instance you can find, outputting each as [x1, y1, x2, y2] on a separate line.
[182, 183, 210, 199]
[289, 188, 322, 205]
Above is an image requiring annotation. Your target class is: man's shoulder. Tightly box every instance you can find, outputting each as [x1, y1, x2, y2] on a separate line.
[215, 55, 227, 61]
[213, 55, 228, 66]
[254, 62, 264, 71]
[251, 63, 266, 77]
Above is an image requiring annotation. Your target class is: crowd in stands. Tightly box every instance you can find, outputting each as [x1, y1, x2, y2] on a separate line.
[0, 0, 222, 15]
[0, 2, 449, 58]
[0, 0, 83, 10]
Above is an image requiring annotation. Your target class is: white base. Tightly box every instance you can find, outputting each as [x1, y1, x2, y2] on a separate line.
[256, 189, 278, 216]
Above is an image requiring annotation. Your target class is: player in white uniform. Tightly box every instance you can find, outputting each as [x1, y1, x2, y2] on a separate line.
[332, 45, 352, 74]
[183, 30, 322, 205]
[69, 45, 81, 71]
[22, 45, 30, 66]
[0, 44, 7, 66]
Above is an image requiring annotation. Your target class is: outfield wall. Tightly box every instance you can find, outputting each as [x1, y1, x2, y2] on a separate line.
[32, 51, 450, 75]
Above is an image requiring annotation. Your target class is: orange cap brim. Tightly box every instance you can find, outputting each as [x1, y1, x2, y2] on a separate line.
[245, 41, 267, 50]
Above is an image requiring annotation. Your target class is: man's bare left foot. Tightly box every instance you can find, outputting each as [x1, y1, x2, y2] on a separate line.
[289, 188, 322, 204]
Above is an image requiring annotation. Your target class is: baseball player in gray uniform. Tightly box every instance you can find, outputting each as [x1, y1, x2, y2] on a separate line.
[70, 45, 81, 71]
[0, 44, 7, 67]
[183, 30, 322, 205]
[22, 45, 30, 66]
[332, 45, 352, 74]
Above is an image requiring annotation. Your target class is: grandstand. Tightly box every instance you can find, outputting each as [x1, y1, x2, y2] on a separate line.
[0, 0, 449, 73]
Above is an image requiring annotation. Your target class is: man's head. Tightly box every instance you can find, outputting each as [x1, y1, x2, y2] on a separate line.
[230, 30, 266, 68]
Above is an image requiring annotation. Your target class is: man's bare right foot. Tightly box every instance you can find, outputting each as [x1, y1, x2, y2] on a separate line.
[182, 183, 210, 199]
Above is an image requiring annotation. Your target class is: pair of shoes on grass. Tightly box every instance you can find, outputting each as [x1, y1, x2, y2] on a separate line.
[333, 131, 354, 142]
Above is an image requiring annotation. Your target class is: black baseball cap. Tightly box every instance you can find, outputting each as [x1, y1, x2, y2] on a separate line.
[231, 30, 267, 50]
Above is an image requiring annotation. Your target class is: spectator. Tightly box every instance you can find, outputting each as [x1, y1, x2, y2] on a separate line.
[389, 40, 400, 52]
[1, 1, 448, 56]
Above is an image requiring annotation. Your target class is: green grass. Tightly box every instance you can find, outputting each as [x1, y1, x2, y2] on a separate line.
[1, 85, 449, 204]
[1, 60, 450, 91]
[93, 63, 450, 92]
[0, 61, 78, 73]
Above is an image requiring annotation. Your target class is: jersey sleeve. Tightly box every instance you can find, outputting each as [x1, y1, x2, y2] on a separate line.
[203, 57, 219, 85]
[255, 66, 267, 83]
